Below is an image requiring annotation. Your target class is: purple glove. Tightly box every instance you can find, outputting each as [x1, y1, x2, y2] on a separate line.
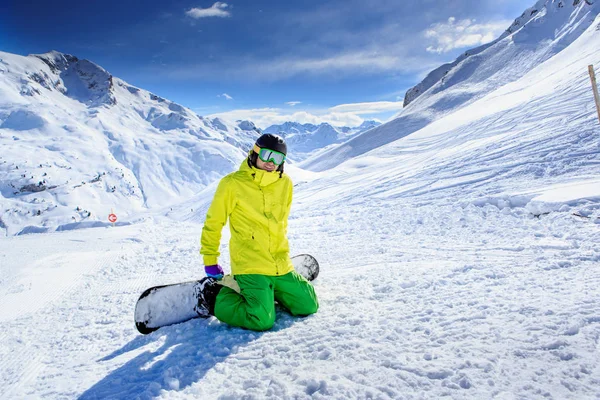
[205, 264, 224, 280]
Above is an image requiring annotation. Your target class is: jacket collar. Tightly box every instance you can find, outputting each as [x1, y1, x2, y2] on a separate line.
[239, 159, 280, 187]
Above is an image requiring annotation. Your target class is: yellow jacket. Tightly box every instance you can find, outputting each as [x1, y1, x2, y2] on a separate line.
[200, 159, 294, 276]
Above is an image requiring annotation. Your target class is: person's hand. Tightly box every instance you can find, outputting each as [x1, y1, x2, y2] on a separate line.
[205, 264, 224, 280]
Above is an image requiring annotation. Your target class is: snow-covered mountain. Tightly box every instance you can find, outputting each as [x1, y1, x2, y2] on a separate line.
[355, 119, 381, 132]
[305, 0, 600, 172]
[264, 121, 320, 136]
[403, 1, 552, 108]
[264, 120, 381, 160]
[0, 51, 261, 236]
[2, 1, 600, 398]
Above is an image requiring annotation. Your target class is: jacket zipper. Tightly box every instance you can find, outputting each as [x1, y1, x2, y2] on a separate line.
[259, 185, 278, 276]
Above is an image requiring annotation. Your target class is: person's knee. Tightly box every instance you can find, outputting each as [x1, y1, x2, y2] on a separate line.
[291, 298, 319, 316]
[254, 319, 275, 331]
[249, 313, 275, 331]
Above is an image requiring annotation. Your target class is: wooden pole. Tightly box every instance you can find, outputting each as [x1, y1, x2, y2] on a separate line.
[589, 65, 600, 123]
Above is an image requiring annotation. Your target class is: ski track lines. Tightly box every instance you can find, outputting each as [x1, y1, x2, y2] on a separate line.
[0, 238, 114, 398]
[67, 205, 599, 399]
[0, 252, 105, 322]
[0, 227, 144, 398]
[0, 202, 598, 398]
[2, 222, 206, 399]
[284, 203, 600, 399]
[321, 69, 600, 206]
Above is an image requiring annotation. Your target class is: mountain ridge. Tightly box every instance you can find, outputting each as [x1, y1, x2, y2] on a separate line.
[0, 50, 260, 235]
[265, 120, 381, 160]
[305, 0, 600, 172]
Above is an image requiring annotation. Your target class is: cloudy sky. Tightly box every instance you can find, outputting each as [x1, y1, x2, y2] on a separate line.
[2, 0, 528, 128]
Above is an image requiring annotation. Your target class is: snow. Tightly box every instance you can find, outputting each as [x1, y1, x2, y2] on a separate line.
[1, 201, 599, 399]
[1, 0, 600, 398]
[0, 110, 46, 130]
[265, 121, 381, 162]
[0, 51, 261, 236]
[305, 0, 600, 172]
[525, 179, 600, 215]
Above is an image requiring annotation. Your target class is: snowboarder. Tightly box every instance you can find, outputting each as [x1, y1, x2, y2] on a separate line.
[197, 134, 319, 331]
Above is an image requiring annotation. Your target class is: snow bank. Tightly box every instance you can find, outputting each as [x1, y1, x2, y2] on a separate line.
[470, 180, 600, 219]
[525, 180, 600, 217]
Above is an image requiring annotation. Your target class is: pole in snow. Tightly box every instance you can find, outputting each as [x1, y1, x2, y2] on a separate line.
[589, 65, 600, 124]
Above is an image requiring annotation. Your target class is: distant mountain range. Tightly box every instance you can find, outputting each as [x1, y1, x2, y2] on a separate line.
[264, 120, 381, 160]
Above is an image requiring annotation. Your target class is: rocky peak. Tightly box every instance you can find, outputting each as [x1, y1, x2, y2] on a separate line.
[30, 50, 116, 107]
[33, 50, 79, 73]
[264, 122, 318, 135]
[358, 120, 382, 130]
[237, 120, 260, 132]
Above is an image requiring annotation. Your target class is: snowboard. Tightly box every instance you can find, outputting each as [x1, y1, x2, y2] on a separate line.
[134, 254, 319, 334]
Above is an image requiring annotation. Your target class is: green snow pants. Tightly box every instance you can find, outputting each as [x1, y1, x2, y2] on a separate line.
[214, 271, 319, 331]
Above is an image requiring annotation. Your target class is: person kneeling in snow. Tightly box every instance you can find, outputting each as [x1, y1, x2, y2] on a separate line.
[196, 134, 319, 331]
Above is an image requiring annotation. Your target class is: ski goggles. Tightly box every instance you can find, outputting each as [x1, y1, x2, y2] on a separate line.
[254, 144, 286, 165]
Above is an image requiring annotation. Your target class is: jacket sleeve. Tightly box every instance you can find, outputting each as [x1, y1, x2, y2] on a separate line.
[200, 176, 236, 265]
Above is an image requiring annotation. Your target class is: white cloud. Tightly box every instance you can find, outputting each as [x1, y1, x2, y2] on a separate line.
[286, 101, 302, 107]
[424, 17, 511, 54]
[265, 52, 402, 78]
[186, 2, 231, 19]
[163, 49, 439, 82]
[329, 101, 403, 115]
[218, 93, 233, 100]
[207, 100, 401, 129]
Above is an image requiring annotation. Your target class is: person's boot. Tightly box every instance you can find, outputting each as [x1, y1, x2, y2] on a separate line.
[194, 277, 222, 317]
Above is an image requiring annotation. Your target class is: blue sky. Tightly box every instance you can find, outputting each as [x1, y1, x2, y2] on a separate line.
[2, 0, 528, 128]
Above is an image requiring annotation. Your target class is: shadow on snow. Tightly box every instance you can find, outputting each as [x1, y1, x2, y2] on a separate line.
[79, 309, 304, 399]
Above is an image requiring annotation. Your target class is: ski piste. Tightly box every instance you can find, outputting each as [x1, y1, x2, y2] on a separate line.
[134, 254, 319, 334]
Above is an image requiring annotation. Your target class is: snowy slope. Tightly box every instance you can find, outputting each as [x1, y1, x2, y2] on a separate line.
[298, 7, 600, 213]
[403, 0, 559, 107]
[305, 0, 600, 172]
[0, 51, 261, 236]
[1, 206, 598, 399]
[1, 1, 600, 399]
